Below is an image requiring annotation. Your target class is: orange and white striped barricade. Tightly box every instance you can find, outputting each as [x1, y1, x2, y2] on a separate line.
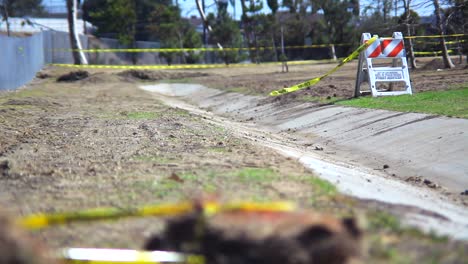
[354, 32, 412, 97]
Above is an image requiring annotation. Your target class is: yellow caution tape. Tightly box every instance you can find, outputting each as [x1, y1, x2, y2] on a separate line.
[53, 43, 352, 53]
[269, 36, 379, 96]
[413, 49, 454, 55]
[50, 34, 467, 54]
[20, 202, 194, 230]
[50, 59, 338, 70]
[404, 33, 467, 39]
[414, 39, 465, 45]
[19, 201, 296, 230]
[50, 63, 253, 70]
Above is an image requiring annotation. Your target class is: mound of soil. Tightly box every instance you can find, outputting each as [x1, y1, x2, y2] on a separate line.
[420, 58, 445, 70]
[145, 208, 361, 264]
[80, 72, 123, 84]
[35, 72, 51, 79]
[118, 70, 154, 80]
[57, 70, 90, 82]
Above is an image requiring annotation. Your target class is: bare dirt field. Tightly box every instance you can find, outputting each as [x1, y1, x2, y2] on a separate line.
[0, 57, 467, 263]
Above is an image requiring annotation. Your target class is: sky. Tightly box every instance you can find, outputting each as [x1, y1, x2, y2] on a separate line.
[41, 0, 438, 19]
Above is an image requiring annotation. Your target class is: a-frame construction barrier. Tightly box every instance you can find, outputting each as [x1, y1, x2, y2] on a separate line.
[355, 32, 413, 97]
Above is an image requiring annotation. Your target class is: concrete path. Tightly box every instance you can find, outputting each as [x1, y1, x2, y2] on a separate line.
[140, 83, 468, 239]
[147, 83, 468, 193]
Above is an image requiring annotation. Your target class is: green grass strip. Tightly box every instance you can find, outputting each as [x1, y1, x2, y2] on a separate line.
[337, 87, 468, 118]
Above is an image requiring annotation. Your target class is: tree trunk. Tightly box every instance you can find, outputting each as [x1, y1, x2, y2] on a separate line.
[239, 0, 256, 62]
[195, 0, 222, 49]
[272, 34, 278, 62]
[131, 40, 137, 65]
[406, 25, 417, 68]
[403, 0, 417, 68]
[433, 0, 455, 68]
[66, 0, 88, 65]
[2, 1, 10, 37]
[178, 32, 186, 64]
[130, 0, 137, 65]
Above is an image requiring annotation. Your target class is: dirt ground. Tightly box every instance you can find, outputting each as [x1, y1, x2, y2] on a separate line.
[0, 57, 467, 263]
[190, 57, 468, 99]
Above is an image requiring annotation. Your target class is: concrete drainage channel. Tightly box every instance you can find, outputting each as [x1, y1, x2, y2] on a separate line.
[140, 83, 468, 240]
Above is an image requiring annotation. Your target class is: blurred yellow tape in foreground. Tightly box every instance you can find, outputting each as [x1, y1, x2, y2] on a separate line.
[19, 201, 295, 230]
[20, 202, 194, 230]
[269, 36, 378, 96]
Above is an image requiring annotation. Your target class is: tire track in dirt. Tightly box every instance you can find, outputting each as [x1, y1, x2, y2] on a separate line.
[372, 115, 439, 136]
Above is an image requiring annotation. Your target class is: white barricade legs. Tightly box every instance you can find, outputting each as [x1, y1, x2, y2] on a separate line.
[355, 32, 413, 97]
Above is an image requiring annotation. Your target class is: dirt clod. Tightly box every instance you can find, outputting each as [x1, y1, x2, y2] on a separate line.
[36, 72, 50, 79]
[57, 70, 90, 82]
[117, 69, 209, 82]
[167, 172, 184, 183]
[405, 176, 422, 183]
[119, 70, 153, 80]
[423, 179, 439, 189]
[0, 160, 10, 177]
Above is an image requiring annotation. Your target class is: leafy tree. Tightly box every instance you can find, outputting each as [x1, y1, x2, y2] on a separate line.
[282, 0, 309, 13]
[208, 12, 243, 64]
[267, 0, 279, 14]
[83, 0, 144, 64]
[444, 0, 467, 58]
[281, 14, 311, 59]
[253, 14, 278, 62]
[0, 0, 43, 17]
[444, 0, 467, 34]
[312, 0, 358, 48]
[181, 20, 203, 64]
[83, 0, 157, 41]
[0, 0, 44, 36]
[359, 11, 391, 37]
[147, 4, 180, 65]
[147, 2, 202, 65]
[83, 0, 137, 45]
[433, 0, 455, 68]
[240, 0, 263, 62]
